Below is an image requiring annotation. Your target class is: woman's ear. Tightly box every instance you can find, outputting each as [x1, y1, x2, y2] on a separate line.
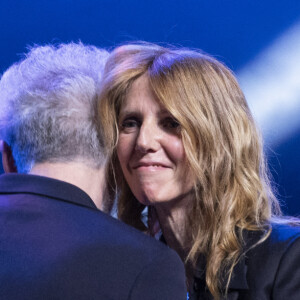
[0, 141, 18, 173]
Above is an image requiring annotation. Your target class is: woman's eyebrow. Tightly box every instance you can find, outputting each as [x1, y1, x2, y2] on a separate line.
[158, 109, 175, 118]
[118, 110, 143, 120]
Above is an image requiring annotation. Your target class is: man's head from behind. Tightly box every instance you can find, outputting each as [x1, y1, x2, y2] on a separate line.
[0, 43, 108, 173]
[0, 43, 109, 173]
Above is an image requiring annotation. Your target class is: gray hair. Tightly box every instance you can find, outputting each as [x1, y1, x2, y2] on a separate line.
[0, 42, 109, 173]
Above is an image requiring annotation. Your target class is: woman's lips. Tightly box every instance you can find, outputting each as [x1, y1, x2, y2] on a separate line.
[136, 165, 168, 171]
[132, 162, 171, 171]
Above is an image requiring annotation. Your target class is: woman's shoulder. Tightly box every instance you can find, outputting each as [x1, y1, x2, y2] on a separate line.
[241, 221, 300, 299]
[244, 219, 300, 246]
[245, 221, 300, 255]
[269, 221, 300, 242]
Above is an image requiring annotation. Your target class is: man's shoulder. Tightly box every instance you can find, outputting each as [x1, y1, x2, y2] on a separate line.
[88, 208, 179, 258]
[63, 207, 186, 298]
[0, 177, 186, 299]
[0, 173, 179, 261]
[80, 211, 186, 300]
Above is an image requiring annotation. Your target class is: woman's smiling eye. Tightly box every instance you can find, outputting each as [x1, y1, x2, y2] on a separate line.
[162, 117, 180, 130]
[120, 117, 141, 131]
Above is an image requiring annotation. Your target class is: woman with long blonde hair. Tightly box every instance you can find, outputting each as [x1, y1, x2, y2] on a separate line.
[99, 43, 300, 300]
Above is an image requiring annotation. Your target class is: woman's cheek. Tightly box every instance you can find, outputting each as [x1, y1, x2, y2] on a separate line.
[117, 134, 135, 167]
[164, 135, 186, 163]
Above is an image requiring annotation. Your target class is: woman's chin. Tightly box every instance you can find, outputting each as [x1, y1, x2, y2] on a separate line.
[134, 189, 163, 206]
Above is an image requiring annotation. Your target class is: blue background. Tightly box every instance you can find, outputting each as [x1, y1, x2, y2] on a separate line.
[1, 0, 299, 215]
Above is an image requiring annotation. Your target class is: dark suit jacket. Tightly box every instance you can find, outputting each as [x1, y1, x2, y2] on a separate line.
[189, 223, 300, 300]
[0, 174, 186, 300]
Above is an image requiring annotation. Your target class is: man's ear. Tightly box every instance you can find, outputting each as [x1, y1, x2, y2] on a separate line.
[0, 141, 18, 173]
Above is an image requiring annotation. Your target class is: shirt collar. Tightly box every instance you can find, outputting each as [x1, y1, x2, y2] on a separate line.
[0, 173, 98, 210]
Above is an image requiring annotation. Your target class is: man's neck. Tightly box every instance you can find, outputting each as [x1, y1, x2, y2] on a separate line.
[29, 161, 105, 210]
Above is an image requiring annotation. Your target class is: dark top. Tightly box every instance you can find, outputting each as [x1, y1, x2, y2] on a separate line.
[188, 223, 300, 300]
[0, 173, 186, 300]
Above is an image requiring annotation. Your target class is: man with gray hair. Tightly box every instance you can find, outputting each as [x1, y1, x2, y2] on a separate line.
[0, 43, 186, 300]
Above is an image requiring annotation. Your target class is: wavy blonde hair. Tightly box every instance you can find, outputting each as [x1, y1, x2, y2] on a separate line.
[98, 43, 281, 299]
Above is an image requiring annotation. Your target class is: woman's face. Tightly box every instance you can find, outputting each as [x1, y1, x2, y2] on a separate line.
[117, 74, 194, 207]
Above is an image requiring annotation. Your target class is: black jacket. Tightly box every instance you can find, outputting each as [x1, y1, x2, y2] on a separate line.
[0, 173, 186, 300]
[189, 223, 300, 300]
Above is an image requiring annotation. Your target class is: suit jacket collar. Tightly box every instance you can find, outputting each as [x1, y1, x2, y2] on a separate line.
[194, 255, 249, 291]
[189, 247, 248, 300]
[193, 251, 248, 291]
[226, 253, 248, 290]
[0, 173, 98, 210]
[195, 228, 269, 292]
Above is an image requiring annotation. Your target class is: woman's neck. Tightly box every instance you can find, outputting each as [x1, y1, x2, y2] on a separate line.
[154, 197, 192, 261]
[155, 199, 195, 290]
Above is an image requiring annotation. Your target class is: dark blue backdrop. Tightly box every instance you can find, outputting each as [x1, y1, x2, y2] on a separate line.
[1, 0, 299, 215]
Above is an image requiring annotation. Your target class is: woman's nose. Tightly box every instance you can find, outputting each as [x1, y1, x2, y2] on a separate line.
[135, 123, 161, 153]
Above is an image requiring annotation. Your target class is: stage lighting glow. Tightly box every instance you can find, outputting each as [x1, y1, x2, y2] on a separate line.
[237, 20, 300, 147]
